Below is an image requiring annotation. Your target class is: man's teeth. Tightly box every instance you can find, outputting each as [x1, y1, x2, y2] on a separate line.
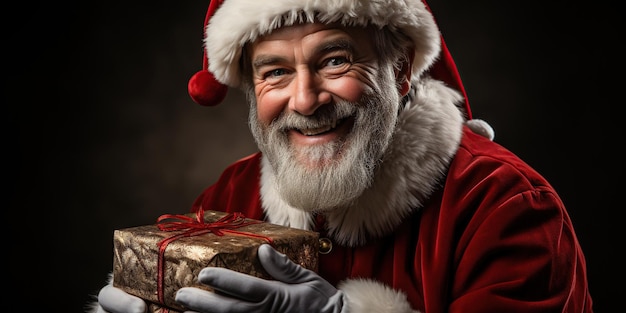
[300, 119, 339, 136]
[301, 125, 332, 135]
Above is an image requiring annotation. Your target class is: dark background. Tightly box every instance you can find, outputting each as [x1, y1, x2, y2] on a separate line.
[9, 1, 620, 312]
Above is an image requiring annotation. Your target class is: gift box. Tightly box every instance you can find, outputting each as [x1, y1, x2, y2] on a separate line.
[112, 210, 319, 312]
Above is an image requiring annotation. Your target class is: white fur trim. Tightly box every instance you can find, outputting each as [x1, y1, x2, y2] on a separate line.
[206, 0, 440, 87]
[338, 278, 421, 313]
[260, 77, 465, 245]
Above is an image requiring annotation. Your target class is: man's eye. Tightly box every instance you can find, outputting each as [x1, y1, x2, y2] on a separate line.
[326, 57, 348, 67]
[265, 68, 287, 78]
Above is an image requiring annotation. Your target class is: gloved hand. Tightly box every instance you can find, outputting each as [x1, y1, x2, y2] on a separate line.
[175, 243, 345, 313]
[97, 281, 147, 313]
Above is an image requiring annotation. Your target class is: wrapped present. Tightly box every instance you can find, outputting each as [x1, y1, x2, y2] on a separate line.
[112, 210, 319, 312]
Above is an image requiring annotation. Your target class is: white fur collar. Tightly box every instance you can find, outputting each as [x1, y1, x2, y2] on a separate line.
[260, 77, 465, 246]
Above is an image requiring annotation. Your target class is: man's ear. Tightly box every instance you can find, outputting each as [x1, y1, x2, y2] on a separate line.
[396, 47, 415, 97]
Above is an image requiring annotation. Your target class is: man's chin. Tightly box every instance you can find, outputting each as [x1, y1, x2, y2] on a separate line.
[293, 156, 336, 170]
[291, 144, 343, 169]
[276, 168, 368, 211]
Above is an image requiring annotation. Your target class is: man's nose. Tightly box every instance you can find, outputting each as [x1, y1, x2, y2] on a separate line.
[290, 70, 331, 115]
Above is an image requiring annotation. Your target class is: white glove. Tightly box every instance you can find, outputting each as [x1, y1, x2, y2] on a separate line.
[97, 280, 147, 313]
[175, 244, 345, 313]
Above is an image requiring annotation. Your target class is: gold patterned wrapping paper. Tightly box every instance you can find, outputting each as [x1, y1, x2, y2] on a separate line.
[112, 210, 319, 312]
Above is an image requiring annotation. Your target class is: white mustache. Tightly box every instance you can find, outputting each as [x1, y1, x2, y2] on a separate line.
[277, 102, 356, 136]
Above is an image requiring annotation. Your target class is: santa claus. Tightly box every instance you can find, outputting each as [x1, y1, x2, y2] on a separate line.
[91, 0, 593, 312]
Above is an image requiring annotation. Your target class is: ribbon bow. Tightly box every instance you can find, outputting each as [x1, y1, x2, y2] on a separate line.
[155, 210, 273, 306]
[157, 210, 262, 237]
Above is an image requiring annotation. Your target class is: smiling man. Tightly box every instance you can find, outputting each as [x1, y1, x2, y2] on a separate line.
[248, 22, 403, 212]
[91, 1, 593, 312]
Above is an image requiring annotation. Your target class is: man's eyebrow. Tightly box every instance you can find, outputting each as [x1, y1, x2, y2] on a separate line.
[252, 55, 288, 69]
[252, 38, 356, 69]
[315, 38, 355, 55]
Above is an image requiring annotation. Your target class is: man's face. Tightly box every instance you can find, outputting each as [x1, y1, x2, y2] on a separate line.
[247, 22, 403, 211]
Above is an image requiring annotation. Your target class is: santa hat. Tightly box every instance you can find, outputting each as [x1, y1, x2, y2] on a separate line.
[187, 0, 472, 119]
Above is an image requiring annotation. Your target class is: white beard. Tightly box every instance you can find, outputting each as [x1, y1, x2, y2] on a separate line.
[249, 69, 400, 212]
[256, 77, 466, 246]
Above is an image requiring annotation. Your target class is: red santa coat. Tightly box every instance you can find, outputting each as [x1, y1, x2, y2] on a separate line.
[191, 126, 592, 313]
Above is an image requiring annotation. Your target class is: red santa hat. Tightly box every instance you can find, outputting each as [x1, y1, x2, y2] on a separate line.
[187, 0, 472, 119]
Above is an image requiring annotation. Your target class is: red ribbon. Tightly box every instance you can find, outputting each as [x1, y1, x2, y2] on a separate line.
[155, 210, 274, 306]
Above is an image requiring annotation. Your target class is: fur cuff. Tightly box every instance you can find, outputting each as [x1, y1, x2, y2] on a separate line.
[338, 278, 420, 313]
[85, 273, 113, 313]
